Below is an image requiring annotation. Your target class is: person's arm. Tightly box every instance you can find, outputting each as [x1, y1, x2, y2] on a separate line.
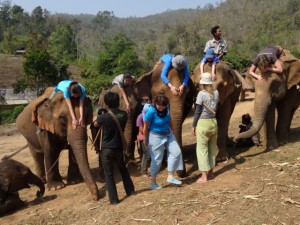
[178, 66, 189, 96]
[200, 62, 204, 75]
[119, 86, 131, 114]
[143, 121, 150, 145]
[65, 98, 77, 129]
[161, 61, 178, 95]
[249, 64, 264, 82]
[266, 60, 283, 74]
[212, 62, 216, 80]
[192, 104, 203, 135]
[78, 98, 85, 126]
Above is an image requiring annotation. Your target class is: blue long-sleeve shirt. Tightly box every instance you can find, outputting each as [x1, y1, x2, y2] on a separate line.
[160, 54, 189, 86]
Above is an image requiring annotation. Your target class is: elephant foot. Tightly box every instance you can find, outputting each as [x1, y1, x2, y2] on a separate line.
[0, 193, 26, 215]
[47, 181, 65, 191]
[67, 177, 83, 185]
[216, 154, 229, 163]
[176, 169, 186, 178]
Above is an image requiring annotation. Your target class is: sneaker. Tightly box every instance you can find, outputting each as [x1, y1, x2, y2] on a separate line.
[148, 183, 162, 190]
[166, 178, 182, 185]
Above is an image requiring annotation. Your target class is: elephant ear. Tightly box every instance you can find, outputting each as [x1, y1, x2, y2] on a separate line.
[84, 97, 94, 125]
[135, 70, 153, 100]
[31, 97, 55, 134]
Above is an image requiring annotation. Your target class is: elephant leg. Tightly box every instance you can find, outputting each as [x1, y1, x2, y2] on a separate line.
[265, 103, 278, 150]
[67, 148, 83, 184]
[28, 143, 46, 183]
[44, 146, 65, 190]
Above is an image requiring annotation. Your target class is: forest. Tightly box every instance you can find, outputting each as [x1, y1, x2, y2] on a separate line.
[0, 0, 300, 96]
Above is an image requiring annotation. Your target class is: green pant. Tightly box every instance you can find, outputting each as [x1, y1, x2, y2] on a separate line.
[196, 118, 218, 172]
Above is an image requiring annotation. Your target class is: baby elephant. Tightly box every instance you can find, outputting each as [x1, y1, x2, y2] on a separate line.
[0, 159, 45, 214]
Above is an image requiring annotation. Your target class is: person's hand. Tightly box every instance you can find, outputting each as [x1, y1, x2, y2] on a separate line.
[143, 138, 149, 146]
[192, 127, 196, 136]
[72, 119, 78, 129]
[256, 74, 265, 83]
[178, 85, 184, 96]
[126, 103, 132, 114]
[78, 116, 85, 127]
[212, 73, 217, 81]
[170, 85, 179, 96]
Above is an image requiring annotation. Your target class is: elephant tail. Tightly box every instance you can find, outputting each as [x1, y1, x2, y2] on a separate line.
[2, 144, 28, 161]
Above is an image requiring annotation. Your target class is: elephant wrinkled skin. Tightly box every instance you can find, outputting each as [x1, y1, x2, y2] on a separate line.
[0, 159, 45, 214]
[16, 87, 99, 201]
[233, 50, 300, 150]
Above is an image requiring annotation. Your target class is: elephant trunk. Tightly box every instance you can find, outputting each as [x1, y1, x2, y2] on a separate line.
[68, 127, 99, 201]
[27, 171, 45, 198]
[169, 99, 184, 146]
[233, 93, 271, 142]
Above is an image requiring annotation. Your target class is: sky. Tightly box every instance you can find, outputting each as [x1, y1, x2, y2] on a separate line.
[10, 0, 221, 18]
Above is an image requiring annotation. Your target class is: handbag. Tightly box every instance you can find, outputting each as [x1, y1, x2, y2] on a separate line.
[108, 110, 129, 156]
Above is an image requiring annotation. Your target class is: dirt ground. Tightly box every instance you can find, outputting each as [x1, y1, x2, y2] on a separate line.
[1, 92, 300, 225]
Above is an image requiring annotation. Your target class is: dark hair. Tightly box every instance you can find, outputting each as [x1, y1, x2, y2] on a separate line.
[68, 81, 82, 95]
[211, 25, 220, 35]
[104, 92, 119, 109]
[242, 113, 252, 123]
[257, 54, 272, 69]
[123, 72, 132, 80]
[154, 91, 169, 106]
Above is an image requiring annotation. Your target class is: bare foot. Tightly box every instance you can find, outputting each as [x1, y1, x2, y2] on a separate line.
[196, 177, 207, 184]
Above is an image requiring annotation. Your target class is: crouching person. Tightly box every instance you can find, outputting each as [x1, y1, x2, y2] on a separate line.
[93, 92, 135, 205]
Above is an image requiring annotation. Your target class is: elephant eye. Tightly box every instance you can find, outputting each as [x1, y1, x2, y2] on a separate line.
[59, 115, 67, 125]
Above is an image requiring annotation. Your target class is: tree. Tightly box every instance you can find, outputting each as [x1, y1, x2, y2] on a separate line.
[14, 33, 67, 96]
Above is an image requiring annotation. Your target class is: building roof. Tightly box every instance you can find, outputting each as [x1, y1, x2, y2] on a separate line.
[0, 88, 36, 105]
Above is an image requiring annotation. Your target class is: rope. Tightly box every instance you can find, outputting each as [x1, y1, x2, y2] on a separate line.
[2, 144, 28, 160]
[90, 122, 103, 152]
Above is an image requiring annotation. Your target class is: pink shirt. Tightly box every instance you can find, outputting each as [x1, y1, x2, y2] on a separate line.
[136, 113, 144, 141]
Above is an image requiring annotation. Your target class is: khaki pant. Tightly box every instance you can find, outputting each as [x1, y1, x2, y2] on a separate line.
[196, 118, 218, 171]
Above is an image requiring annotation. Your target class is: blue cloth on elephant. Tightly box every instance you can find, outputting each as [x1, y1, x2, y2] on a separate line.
[160, 54, 189, 87]
[54, 80, 86, 100]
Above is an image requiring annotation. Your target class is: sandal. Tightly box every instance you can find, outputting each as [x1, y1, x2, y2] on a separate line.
[148, 183, 162, 190]
[166, 178, 182, 185]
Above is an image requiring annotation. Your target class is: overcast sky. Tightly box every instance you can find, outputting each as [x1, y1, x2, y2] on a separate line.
[10, 0, 221, 18]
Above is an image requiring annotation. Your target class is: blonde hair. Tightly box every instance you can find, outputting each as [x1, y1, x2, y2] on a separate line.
[257, 54, 272, 70]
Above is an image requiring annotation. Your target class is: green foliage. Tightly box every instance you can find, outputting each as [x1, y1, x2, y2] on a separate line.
[223, 51, 252, 70]
[0, 105, 24, 124]
[96, 33, 143, 76]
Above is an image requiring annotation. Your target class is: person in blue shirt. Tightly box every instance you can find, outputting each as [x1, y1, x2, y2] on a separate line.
[159, 54, 189, 96]
[200, 48, 219, 81]
[143, 92, 183, 190]
[53, 80, 86, 129]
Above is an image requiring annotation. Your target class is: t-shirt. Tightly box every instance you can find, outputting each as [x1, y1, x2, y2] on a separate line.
[204, 38, 228, 56]
[112, 74, 136, 88]
[253, 46, 282, 66]
[96, 109, 127, 149]
[160, 54, 189, 86]
[143, 105, 171, 133]
[201, 56, 220, 63]
[54, 80, 86, 99]
[196, 90, 219, 118]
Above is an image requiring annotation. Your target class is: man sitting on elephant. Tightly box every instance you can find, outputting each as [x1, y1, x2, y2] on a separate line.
[249, 46, 284, 82]
[158, 54, 189, 96]
[51, 80, 86, 129]
[112, 72, 136, 114]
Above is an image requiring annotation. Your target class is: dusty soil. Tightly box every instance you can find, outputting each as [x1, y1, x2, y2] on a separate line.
[1, 92, 300, 224]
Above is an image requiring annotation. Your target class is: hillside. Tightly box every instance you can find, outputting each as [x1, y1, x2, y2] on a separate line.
[0, 54, 24, 88]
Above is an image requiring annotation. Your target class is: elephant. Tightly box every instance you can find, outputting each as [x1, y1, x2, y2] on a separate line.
[191, 61, 248, 160]
[91, 84, 139, 178]
[0, 159, 45, 214]
[135, 62, 197, 176]
[16, 87, 99, 201]
[233, 50, 300, 150]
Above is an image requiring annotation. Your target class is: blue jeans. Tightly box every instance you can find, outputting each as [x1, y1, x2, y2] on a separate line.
[148, 131, 183, 177]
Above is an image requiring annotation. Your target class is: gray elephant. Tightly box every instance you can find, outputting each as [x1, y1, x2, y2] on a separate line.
[191, 61, 247, 160]
[0, 159, 45, 214]
[234, 50, 300, 149]
[16, 87, 99, 201]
